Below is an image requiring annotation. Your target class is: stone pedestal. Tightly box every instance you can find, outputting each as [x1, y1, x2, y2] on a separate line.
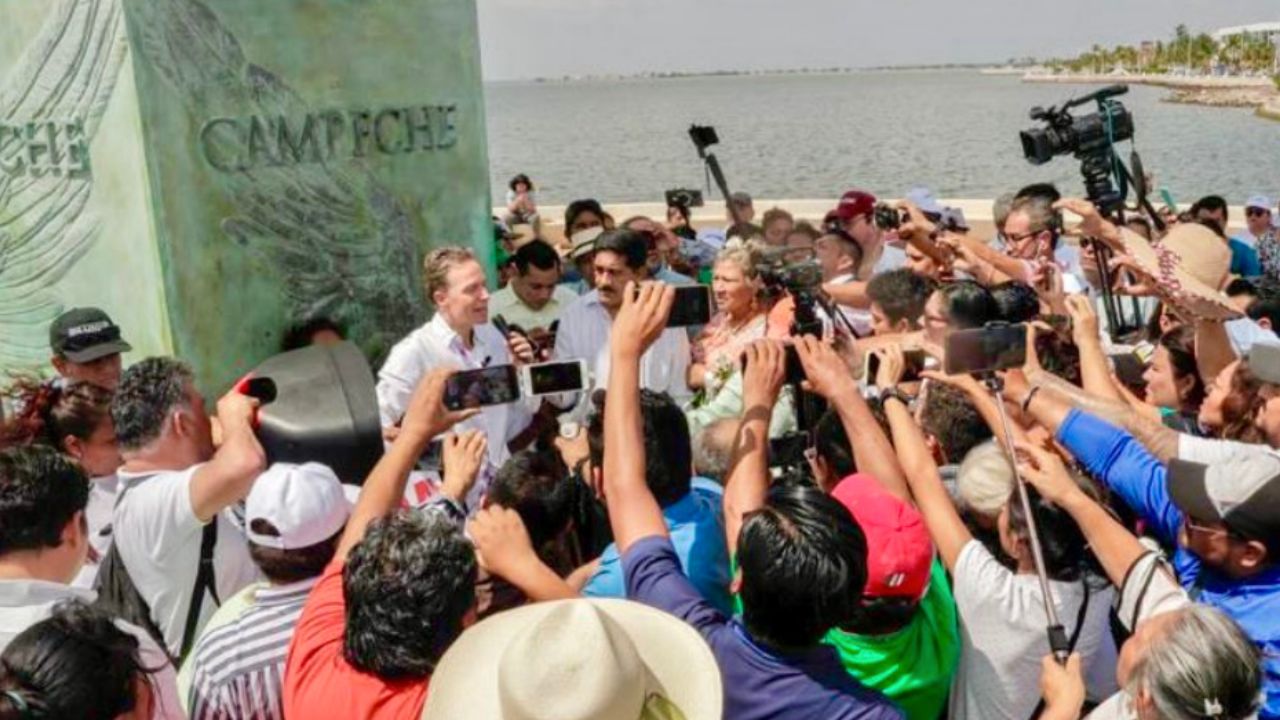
[0, 0, 491, 392]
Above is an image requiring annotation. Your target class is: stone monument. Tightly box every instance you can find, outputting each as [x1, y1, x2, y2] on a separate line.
[0, 0, 492, 393]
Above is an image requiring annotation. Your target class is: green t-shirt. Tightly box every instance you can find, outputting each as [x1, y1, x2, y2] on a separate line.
[822, 561, 960, 720]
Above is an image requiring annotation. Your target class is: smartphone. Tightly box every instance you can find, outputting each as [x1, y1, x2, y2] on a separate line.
[864, 350, 927, 385]
[443, 365, 520, 411]
[943, 324, 1028, 376]
[667, 285, 713, 328]
[519, 359, 588, 397]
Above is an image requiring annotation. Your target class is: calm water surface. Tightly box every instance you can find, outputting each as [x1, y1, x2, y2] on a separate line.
[485, 71, 1279, 206]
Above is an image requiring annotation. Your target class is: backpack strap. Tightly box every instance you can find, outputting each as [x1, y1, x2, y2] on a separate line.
[178, 518, 220, 662]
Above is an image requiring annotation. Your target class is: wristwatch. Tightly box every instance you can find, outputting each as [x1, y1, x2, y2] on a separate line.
[879, 386, 911, 406]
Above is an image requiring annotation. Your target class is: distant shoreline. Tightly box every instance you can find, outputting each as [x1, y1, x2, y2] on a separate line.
[490, 63, 1009, 85]
[1022, 72, 1280, 120]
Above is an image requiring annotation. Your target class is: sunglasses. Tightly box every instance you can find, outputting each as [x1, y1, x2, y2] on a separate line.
[1247, 208, 1271, 218]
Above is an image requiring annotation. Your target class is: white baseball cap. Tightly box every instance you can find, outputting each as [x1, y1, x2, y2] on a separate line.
[246, 463, 353, 550]
[1246, 195, 1274, 212]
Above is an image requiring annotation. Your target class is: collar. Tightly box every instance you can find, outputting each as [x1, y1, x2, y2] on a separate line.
[729, 618, 843, 670]
[255, 577, 320, 607]
[0, 578, 93, 607]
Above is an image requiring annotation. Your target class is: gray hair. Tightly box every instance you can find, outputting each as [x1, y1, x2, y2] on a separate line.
[692, 418, 740, 482]
[1130, 605, 1262, 720]
[714, 241, 765, 280]
[110, 357, 195, 451]
[955, 440, 1015, 518]
[993, 193, 1016, 231]
[1009, 194, 1060, 238]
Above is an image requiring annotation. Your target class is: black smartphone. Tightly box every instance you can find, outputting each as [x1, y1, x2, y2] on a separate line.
[521, 359, 588, 397]
[667, 285, 713, 328]
[943, 324, 1028, 376]
[865, 350, 927, 385]
[443, 365, 520, 411]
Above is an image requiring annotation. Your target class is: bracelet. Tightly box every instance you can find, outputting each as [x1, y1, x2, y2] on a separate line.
[1020, 386, 1042, 415]
[879, 386, 911, 407]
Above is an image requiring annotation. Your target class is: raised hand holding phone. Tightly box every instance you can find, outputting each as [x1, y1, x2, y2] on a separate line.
[610, 281, 675, 360]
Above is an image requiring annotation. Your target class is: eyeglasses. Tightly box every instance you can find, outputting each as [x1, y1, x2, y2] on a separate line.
[1182, 515, 1228, 538]
[1247, 208, 1271, 218]
[1005, 229, 1044, 245]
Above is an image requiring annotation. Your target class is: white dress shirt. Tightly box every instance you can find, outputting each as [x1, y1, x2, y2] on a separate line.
[553, 290, 692, 420]
[827, 273, 870, 337]
[377, 314, 534, 504]
[490, 284, 578, 331]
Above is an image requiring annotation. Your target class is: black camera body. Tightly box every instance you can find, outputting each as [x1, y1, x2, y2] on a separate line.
[665, 188, 705, 208]
[1020, 85, 1134, 213]
[689, 125, 719, 154]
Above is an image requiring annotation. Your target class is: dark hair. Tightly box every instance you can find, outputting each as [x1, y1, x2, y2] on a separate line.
[844, 595, 922, 636]
[247, 523, 341, 585]
[788, 221, 822, 242]
[867, 270, 935, 330]
[1247, 290, 1280, 330]
[0, 446, 88, 557]
[512, 239, 561, 276]
[110, 357, 194, 452]
[814, 410, 856, 478]
[937, 281, 999, 330]
[1035, 328, 1083, 386]
[920, 384, 993, 465]
[1197, 218, 1227, 239]
[508, 173, 534, 192]
[1221, 362, 1266, 444]
[0, 600, 152, 720]
[343, 511, 476, 678]
[990, 281, 1041, 324]
[0, 381, 112, 451]
[1159, 326, 1205, 416]
[1004, 484, 1096, 582]
[587, 390, 692, 507]
[1015, 183, 1061, 203]
[738, 485, 867, 648]
[564, 199, 605, 232]
[667, 202, 691, 225]
[592, 229, 649, 271]
[487, 449, 573, 548]
[281, 317, 346, 352]
[762, 207, 794, 229]
[1196, 195, 1229, 221]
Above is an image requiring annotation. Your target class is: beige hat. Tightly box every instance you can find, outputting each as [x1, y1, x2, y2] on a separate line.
[421, 599, 722, 720]
[568, 226, 605, 261]
[1119, 224, 1241, 321]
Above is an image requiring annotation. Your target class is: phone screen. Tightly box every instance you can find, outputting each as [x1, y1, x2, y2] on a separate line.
[667, 285, 713, 328]
[943, 324, 1028, 376]
[444, 365, 520, 411]
[526, 360, 586, 396]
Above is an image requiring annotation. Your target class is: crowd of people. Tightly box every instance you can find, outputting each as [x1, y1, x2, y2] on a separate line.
[1, 174, 1280, 720]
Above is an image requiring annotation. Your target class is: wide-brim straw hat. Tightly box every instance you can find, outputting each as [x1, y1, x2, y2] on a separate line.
[1118, 223, 1241, 321]
[421, 598, 722, 720]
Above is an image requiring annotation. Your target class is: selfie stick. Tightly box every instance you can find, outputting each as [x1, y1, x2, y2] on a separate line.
[982, 373, 1071, 665]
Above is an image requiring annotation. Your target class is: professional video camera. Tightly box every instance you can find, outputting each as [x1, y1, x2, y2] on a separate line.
[1020, 85, 1135, 214]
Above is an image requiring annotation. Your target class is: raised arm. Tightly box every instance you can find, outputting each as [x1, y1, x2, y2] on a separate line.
[335, 369, 477, 562]
[603, 282, 677, 552]
[190, 392, 266, 523]
[1195, 319, 1237, 386]
[1065, 295, 1126, 403]
[723, 340, 786, 551]
[794, 335, 909, 499]
[469, 506, 577, 602]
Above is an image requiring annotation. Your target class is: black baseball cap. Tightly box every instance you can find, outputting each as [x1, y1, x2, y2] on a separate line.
[49, 308, 132, 363]
[1169, 452, 1280, 548]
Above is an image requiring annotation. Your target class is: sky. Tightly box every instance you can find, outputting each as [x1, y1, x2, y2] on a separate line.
[476, 0, 1280, 81]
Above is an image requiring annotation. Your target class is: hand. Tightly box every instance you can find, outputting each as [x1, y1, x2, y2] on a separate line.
[1038, 653, 1085, 720]
[875, 345, 906, 388]
[216, 391, 260, 432]
[469, 506, 538, 581]
[440, 430, 488, 502]
[553, 423, 590, 470]
[610, 281, 675, 361]
[793, 335, 858, 400]
[896, 200, 937, 240]
[919, 368, 985, 398]
[1015, 441, 1082, 506]
[1054, 198, 1119, 248]
[999, 368, 1033, 406]
[1065, 295, 1100, 346]
[1108, 254, 1158, 298]
[400, 369, 481, 442]
[1031, 262, 1067, 315]
[527, 327, 554, 361]
[741, 340, 787, 408]
[507, 333, 536, 366]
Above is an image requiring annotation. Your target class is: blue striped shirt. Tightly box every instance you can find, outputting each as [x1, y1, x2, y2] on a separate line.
[187, 577, 317, 720]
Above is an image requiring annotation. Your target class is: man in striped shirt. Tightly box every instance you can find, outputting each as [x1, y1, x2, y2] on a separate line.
[187, 462, 351, 720]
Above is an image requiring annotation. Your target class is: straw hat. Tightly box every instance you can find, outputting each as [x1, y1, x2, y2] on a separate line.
[1118, 223, 1241, 321]
[421, 599, 722, 720]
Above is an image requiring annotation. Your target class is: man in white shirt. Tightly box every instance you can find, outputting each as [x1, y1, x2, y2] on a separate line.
[0, 445, 182, 718]
[111, 357, 265, 657]
[489, 239, 577, 343]
[813, 224, 870, 337]
[554, 229, 692, 419]
[377, 246, 538, 501]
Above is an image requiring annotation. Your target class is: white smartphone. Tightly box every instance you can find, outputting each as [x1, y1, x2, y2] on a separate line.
[518, 359, 589, 397]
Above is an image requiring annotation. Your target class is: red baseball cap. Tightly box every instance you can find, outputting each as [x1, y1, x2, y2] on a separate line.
[833, 190, 877, 222]
[831, 473, 933, 600]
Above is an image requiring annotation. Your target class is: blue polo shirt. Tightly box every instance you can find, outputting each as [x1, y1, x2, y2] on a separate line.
[584, 478, 732, 614]
[1057, 409, 1280, 719]
[623, 535, 903, 720]
[1230, 237, 1262, 277]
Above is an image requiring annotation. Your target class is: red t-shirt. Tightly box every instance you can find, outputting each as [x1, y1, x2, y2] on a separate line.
[283, 561, 429, 719]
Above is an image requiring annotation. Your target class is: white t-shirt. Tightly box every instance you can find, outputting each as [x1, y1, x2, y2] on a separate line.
[950, 540, 1119, 720]
[72, 474, 120, 589]
[113, 466, 259, 656]
[0, 578, 184, 718]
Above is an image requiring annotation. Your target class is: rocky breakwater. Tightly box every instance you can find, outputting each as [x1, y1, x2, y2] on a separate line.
[1164, 85, 1277, 109]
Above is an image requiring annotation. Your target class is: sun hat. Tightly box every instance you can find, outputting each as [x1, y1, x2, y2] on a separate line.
[1118, 224, 1240, 321]
[421, 598, 722, 720]
[245, 462, 353, 549]
[568, 226, 606, 261]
